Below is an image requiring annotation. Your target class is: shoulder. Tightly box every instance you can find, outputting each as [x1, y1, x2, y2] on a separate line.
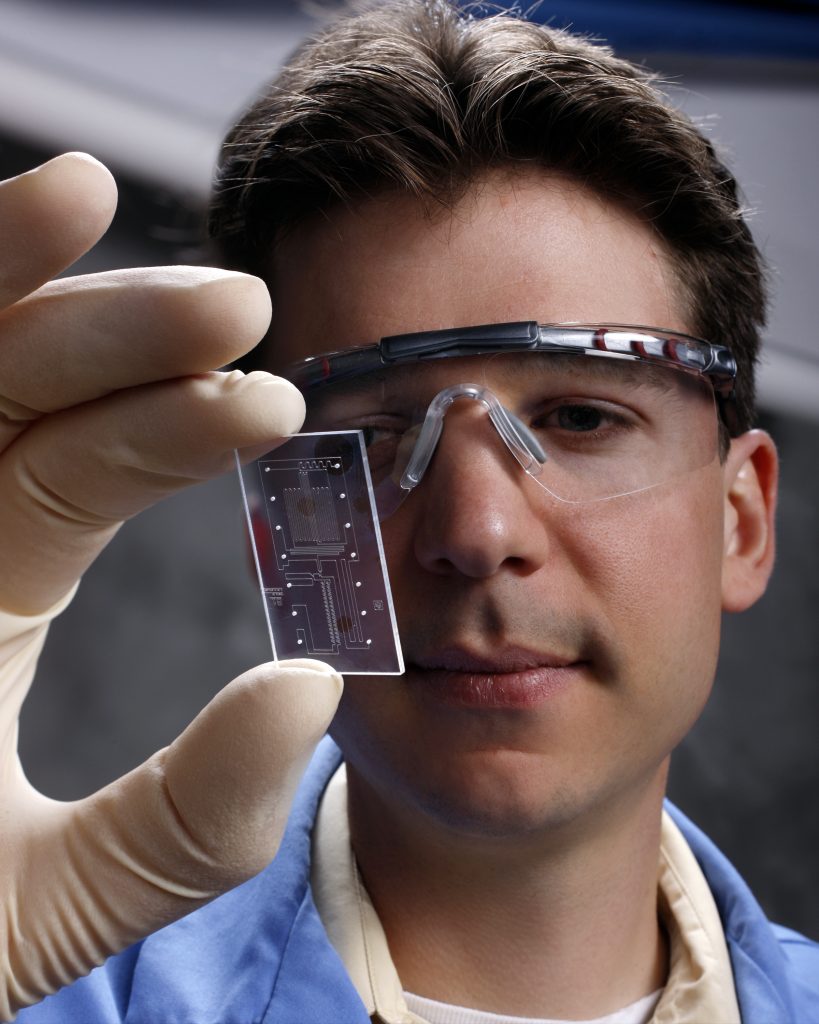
[666, 801, 819, 1020]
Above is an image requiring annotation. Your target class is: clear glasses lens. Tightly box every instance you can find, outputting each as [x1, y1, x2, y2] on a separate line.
[301, 352, 719, 515]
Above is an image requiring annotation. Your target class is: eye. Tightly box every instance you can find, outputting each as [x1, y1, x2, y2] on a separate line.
[536, 399, 634, 432]
[531, 400, 638, 443]
[553, 404, 605, 432]
[354, 422, 410, 479]
[360, 424, 394, 447]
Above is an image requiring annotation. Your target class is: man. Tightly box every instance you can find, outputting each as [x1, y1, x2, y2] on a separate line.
[1, 1, 817, 1021]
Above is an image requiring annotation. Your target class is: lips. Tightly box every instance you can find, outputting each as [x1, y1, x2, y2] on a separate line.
[407, 647, 584, 708]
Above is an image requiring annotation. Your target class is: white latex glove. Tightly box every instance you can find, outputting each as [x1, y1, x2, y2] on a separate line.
[0, 154, 343, 1020]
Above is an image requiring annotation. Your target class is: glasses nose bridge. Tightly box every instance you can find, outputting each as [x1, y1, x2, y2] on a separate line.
[437, 386, 493, 427]
[399, 382, 546, 492]
[435, 389, 502, 466]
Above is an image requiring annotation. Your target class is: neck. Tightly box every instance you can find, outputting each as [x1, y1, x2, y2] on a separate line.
[347, 763, 669, 1020]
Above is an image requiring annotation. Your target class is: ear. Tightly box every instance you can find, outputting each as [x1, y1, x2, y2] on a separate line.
[721, 429, 778, 613]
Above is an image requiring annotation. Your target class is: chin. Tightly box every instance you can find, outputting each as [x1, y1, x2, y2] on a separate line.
[401, 744, 591, 841]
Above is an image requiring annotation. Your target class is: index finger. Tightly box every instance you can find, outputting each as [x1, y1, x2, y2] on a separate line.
[0, 267, 274, 420]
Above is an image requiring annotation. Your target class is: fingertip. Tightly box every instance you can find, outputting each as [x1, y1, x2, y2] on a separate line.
[246, 370, 306, 429]
[164, 265, 270, 309]
[35, 151, 118, 223]
[0, 153, 120, 308]
[218, 370, 305, 443]
[5, 151, 117, 260]
[9, 151, 108, 181]
[193, 270, 273, 358]
[262, 657, 344, 695]
[45, 151, 113, 176]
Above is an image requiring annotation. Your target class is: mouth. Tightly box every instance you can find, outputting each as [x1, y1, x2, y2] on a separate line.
[407, 647, 586, 709]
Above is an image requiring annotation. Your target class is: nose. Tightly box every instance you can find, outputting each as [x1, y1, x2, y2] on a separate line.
[408, 399, 551, 578]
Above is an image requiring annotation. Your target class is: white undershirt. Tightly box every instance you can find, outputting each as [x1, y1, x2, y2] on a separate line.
[404, 987, 662, 1024]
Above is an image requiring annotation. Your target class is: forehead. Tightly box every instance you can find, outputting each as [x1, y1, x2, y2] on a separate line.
[266, 168, 690, 368]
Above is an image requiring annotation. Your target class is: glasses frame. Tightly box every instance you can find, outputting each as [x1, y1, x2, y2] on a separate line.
[285, 321, 739, 433]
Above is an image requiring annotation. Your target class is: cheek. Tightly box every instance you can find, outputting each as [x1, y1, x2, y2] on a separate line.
[328, 679, 429, 810]
[329, 681, 397, 754]
[575, 473, 726, 731]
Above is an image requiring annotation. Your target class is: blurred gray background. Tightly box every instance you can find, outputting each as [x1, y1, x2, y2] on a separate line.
[3, 0, 818, 939]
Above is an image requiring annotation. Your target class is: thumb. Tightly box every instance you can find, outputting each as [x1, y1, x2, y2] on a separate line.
[162, 658, 344, 884]
[5, 659, 342, 1016]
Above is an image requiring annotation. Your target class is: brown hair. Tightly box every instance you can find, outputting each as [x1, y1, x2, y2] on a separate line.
[209, 0, 766, 434]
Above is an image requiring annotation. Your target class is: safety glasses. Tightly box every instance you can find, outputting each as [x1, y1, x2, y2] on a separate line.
[285, 322, 737, 515]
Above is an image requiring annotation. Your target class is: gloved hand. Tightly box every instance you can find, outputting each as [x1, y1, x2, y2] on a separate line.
[0, 154, 343, 1020]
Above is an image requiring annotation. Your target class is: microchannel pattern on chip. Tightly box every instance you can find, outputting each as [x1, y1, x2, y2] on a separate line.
[243, 433, 402, 673]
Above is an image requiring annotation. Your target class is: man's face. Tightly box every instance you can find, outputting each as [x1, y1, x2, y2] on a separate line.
[267, 169, 728, 840]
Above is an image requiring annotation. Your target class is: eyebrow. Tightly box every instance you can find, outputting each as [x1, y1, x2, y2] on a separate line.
[463, 352, 686, 396]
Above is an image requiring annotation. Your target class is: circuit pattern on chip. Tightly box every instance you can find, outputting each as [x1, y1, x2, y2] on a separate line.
[237, 432, 404, 674]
